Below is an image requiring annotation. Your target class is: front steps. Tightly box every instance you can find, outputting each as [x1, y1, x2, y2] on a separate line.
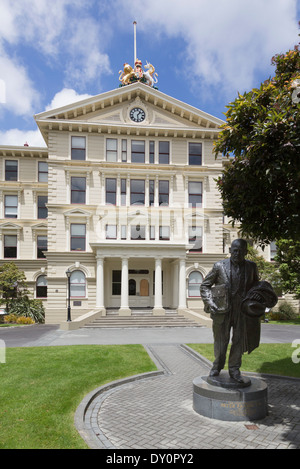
[82, 309, 202, 328]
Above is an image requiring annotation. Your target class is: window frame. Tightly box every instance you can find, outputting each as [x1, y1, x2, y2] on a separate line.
[70, 224, 86, 251]
[4, 234, 17, 259]
[37, 235, 48, 259]
[36, 275, 48, 298]
[5, 160, 18, 181]
[105, 178, 117, 205]
[71, 177, 86, 204]
[159, 141, 170, 164]
[37, 195, 48, 219]
[188, 181, 202, 208]
[70, 270, 86, 299]
[188, 142, 202, 166]
[130, 179, 145, 205]
[71, 136, 86, 161]
[38, 161, 48, 182]
[188, 271, 203, 297]
[131, 140, 145, 163]
[4, 195, 18, 219]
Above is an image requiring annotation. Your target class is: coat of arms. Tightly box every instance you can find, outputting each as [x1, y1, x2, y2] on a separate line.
[119, 59, 158, 88]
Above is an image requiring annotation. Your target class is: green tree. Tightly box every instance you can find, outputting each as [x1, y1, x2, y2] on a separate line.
[214, 45, 300, 244]
[246, 245, 282, 296]
[274, 239, 300, 299]
[0, 262, 29, 312]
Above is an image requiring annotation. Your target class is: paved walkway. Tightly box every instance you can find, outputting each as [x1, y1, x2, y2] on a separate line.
[78, 343, 300, 450]
[1, 324, 300, 449]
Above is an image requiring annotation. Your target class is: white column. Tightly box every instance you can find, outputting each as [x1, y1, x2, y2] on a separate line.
[178, 258, 187, 311]
[96, 256, 105, 314]
[119, 257, 131, 316]
[153, 258, 165, 315]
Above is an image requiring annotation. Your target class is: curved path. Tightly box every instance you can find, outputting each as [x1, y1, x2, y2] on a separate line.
[76, 343, 300, 450]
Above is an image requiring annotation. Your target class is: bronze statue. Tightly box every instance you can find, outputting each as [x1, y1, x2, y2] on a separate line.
[200, 239, 277, 384]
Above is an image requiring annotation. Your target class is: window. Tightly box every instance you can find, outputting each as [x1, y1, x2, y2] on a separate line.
[130, 180, 145, 205]
[131, 140, 145, 163]
[112, 270, 121, 295]
[106, 178, 116, 205]
[188, 182, 202, 207]
[189, 226, 203, 252]
[188, 271, 203, 297]
[159, 226, 170, 240]
[38, 196, 48, 219]
[70, 271, 86, 298]
[38, 162, 48, 182]
[4, 235, 17, 258]
[71, 177, 86, 204]
[149, 141, 155, 164]
[71, 137, 86, 160]
[5, 161, 18, 181]
[131, 225, 145, 240]
[71, 224, 86, 251]
[106, 139, 117, 162]
[36, 275, 47, 298]
[189, 143, 202, 165]
[106, 225, 117, 239]
[159, 141, 169, 164]
[5, 195, 18, 218]
[149, 180, 155, 206]
[121, 179, 126, 206]
[159, 180, 169, 206]
[270, 241, 277, 261]
[122, 139, 127, 162]
[129, 279, 136, 296]
[150, 226, 155, 240]
[37, 235, 47, 258]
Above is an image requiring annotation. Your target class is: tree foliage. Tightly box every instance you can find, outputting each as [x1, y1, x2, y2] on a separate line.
[214, 46, 300, 244]
[274, 239, 300, 299]
[0, 262, 29, 312]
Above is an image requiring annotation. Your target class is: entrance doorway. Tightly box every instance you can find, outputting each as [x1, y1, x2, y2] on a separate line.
[128, 271, 150, 307]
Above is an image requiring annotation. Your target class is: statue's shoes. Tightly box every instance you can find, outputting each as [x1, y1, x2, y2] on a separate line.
[229, 371, 244, 383]
[209, 368, 220, 377]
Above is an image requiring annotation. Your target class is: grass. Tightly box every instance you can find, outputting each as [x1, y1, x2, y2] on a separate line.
[0, 345, 157, 449]
[187, 343, 300, 378]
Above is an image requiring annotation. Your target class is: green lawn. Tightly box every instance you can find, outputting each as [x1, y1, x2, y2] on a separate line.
[187, 343, 300, 378]
[0, 345, 157, 449]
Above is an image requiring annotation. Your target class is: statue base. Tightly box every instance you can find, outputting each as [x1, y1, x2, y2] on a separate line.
[193, 373, 268, 422]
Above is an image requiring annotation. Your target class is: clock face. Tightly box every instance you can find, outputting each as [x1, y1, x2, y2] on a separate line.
[130, 107, 146, 122]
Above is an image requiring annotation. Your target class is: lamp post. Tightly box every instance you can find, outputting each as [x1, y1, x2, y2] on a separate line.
[66, 268, 71, 322]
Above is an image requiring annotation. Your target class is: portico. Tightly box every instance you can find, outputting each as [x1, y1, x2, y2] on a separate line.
[91, 242, 188, 316]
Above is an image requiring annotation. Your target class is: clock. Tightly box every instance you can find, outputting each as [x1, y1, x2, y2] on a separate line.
[130, 107, 146, 122]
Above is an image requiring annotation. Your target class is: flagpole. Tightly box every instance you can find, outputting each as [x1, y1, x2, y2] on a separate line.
[133, 21, 137, 64]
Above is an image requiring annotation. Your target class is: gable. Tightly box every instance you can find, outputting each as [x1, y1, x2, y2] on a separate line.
[35, 83, 224, 143]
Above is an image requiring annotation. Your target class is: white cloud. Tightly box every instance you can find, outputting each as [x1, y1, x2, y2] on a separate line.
[45, 88, 93, 112]
[114, 0, 299, 96]
[0, 51, 40, 116]
[0, 128, 46, 147]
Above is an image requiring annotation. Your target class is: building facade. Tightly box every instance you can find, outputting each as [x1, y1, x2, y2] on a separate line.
[1, 78, 265, 327]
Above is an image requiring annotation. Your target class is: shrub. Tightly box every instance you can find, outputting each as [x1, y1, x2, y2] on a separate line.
[4, 313, 18, 323]
[269, 301, 298, 321]
[16, 316, 35, 325]
[9, 297, 45, 323]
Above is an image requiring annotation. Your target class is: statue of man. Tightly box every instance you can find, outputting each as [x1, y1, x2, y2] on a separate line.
[200, 239, 260, 383]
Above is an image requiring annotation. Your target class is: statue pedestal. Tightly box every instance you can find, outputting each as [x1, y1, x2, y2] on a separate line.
[193, 372, 268, 422]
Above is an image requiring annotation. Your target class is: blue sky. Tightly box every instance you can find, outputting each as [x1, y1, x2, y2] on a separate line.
[0, 0, 299, 147]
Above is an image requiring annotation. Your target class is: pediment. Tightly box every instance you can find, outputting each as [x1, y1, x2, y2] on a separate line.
[35, 83, 223, 138]
[0, 222, 23, 230]
[63, 208, 92, 218]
